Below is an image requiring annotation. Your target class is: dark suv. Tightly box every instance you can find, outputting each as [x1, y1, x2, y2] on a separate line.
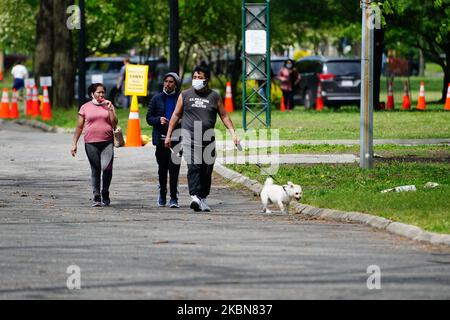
[293, 56, 361, 109]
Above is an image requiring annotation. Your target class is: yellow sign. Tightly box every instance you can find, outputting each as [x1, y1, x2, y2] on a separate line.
[124, 64, 149, 96]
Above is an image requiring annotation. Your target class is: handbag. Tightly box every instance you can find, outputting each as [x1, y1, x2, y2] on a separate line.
[113, 126, 125, 148]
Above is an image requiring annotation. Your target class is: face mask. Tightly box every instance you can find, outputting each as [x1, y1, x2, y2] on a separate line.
[286, 63, 293, 69]
[192, 79, 206, 91]
[163, 88, 176, 95]
[91, 95, 105, 105]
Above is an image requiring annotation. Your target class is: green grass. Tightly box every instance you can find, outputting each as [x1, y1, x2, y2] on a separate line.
[216, 107, 450, 140]
[227, 162, 450, 234]
[243, 144, 450, 159]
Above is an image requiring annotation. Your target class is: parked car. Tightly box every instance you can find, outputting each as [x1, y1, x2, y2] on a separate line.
[293, 56, 361, 109]
[74, 57, 125, 105]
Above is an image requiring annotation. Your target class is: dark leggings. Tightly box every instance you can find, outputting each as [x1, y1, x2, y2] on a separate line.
[85, 141, 114, 199]
[282, 90, 294, 110]
[155, 144, 181, 199]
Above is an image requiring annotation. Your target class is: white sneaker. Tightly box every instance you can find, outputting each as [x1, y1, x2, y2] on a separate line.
[200, 198, 211, 212]
[190, 195, 201, 212]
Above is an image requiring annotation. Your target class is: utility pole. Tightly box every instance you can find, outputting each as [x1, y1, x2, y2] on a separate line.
[169, 0, 179, 73]
[78, 0, 86, 108]
[360, 0, 374, 169]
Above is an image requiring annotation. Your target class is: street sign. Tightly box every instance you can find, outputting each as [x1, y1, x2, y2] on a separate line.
[91, 74, 103, 84]
[124, 64, 149, 97]
[25, 79, 35, 87]
[40, 76, 52, 87]
[245, 30, 267, 54]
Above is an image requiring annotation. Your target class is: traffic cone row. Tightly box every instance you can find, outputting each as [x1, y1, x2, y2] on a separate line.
[41, 86, 52, 121]
[280, 96, 285, 111]
[402, 81, 411, 110]
[25, 85, 32, 116]
[125, 95, 142, 147]
[386, 80, 394, 110]
[315, 82, 324, 111]
[416, 81, 426, 110]
[9, 89, 20, 119]
[0, 88, 10, 118]
[224, 81, 234, 113]
[31, 85, 40, 117]
[444, 83, 450, 111]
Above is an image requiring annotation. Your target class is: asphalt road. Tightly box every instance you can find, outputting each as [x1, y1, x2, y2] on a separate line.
[0, 120, 449, 299]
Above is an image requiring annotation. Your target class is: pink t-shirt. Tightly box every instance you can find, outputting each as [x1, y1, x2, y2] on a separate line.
[79, 101, 113, 143]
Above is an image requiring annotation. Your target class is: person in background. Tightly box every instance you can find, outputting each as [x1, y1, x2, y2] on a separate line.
[71, 83, 118, 207]
[116, 57, 131, 108]
[146, 72, 182, 208]
[11, 61, 29, 94]
[277, 59, 300, 111]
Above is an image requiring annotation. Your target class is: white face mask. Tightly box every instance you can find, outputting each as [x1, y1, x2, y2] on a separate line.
[91, 95, 105, 105]
[163, 88, 176, 95]
[192, 79, 206, 91]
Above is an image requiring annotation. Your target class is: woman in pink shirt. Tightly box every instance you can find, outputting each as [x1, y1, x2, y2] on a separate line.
[277, 59, 301, 111]
[71, 83, 118, 207]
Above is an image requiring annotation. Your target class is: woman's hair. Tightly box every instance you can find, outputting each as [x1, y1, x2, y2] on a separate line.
[88, 83, 106, 97]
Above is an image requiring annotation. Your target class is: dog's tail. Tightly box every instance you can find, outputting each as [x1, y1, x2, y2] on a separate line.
[264, 177, 274, 187]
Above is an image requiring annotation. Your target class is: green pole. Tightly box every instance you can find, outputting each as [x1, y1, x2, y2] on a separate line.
[266, 0, 271, 127]
[242, 0, 247, 131]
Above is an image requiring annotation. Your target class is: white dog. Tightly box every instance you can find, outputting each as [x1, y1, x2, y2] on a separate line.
[260, 178, 302, 214]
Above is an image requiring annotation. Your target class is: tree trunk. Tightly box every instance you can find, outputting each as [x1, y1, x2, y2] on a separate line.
[418, 49, 425, 77]
[34, 0, 53, 90]
[53, 0, 74, 108]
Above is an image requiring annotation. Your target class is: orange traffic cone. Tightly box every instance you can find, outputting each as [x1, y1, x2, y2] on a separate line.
[402, 81, 411, 110]
[9, 89, 20, 119]
[224, 81, 234, 112]
[41, 86, 52, 121]
[0, 88, 10, 119]
[444, 83, 450, 111]
[280, 96, 286, 111]
[416, 81, 426, 110]
[31, 85, 40, 117]
[315, 82, 324, 111]
[125, 95, 142, 147]
[25, 85, 32, 116]
[386, 80, 394, 110]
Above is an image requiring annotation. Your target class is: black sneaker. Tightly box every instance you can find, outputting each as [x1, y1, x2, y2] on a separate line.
[102, 192, 110, 206]
[158, 194, 167, 207]
[92, 195, 102, 207]
[169, 198, 179, 208]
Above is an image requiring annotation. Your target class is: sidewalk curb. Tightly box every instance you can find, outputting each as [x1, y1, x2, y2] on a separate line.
[214, 162, 450, 247]
[11, 119, 74, 134]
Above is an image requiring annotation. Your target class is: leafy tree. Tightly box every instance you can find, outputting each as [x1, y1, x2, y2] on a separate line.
[379, 0, 450, 101]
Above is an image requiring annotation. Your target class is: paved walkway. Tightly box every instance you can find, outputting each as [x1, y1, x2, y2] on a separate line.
[0, 120, 449, 299]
